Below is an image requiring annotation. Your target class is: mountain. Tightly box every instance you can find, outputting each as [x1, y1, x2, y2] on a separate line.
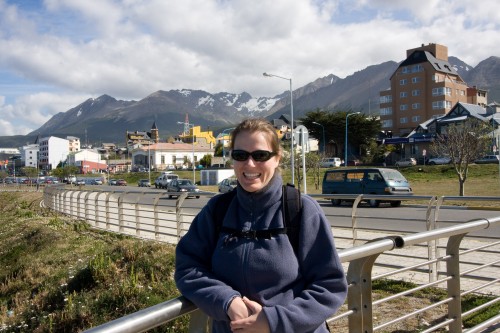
[1, 55, 499, 149]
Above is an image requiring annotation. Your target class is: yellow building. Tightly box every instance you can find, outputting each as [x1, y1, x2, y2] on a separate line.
[178, 125, 216, 146]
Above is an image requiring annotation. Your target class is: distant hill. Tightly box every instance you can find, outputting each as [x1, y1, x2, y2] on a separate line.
[1, 55, 499, 148]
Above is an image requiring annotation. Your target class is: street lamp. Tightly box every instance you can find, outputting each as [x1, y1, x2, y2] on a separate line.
[177, 121, 196, 184]
[312, 122, 325, 154]
[221, 127, 235, 167]
[345, 112, 360, 166]
[263, 72, 295, 185]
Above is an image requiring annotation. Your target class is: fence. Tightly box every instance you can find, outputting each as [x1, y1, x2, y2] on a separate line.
[41, 186, 500, 332]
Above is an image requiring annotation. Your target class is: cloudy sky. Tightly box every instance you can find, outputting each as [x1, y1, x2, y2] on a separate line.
[1, 0, 499, 137]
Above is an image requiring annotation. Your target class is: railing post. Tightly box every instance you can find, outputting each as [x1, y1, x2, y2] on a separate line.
[176, 193, 188, 240]
[188, 309, 210, 333]
[347, 253, 379, 333]
[153, 193, 163, 241]
[104, 192, 112, 230]
[425, 196, 438, 282]
[446, 233, 465, 332]
[351, 194, 363, 246]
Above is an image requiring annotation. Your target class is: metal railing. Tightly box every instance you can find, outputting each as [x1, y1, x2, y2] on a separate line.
[41, 186, 500, 332]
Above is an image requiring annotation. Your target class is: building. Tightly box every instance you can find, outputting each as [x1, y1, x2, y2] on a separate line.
[131, 142, 214, 171]
[20, 143, 39, 168]
[379, 43, 470, 137]
[68, 149, 107, 174]
[38, 136, 70, 171]
[67, 136, 81, 153]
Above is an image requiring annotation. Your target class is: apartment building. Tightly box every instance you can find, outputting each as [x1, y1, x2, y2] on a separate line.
[38, 136, 70, 170]
[379, 43, 470, 136]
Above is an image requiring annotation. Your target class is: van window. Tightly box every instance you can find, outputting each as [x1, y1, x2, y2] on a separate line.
[346, 171, 364, 182]
[325, 171, 345, 182]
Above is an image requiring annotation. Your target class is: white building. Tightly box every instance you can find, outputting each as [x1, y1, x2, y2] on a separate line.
[131, 142, 214, 171]
[38, 136, 70, 170]
[20, 143, 39, 168]
[67, 136, 81, 153]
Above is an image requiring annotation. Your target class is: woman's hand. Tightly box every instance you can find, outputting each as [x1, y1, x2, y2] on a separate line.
[230, 297, 270, 333]
[227, 297, 250, 321]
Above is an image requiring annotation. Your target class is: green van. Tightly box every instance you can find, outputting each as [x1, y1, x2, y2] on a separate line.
[322, 168, 413, 207]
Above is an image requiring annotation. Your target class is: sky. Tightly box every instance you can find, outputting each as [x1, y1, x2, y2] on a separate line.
[1, 0, 499, 137]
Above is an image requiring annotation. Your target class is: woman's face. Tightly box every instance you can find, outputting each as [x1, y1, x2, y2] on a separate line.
[232, 130, 280, 193]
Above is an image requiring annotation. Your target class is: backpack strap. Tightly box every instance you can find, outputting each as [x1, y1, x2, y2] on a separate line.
[282, 184, 302, 256]
[212, 184, 302, 255]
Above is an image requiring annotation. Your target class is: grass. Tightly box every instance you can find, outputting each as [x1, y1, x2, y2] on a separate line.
[0, 192, 188, 332]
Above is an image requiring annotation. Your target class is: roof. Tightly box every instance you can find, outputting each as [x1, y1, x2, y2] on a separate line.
[139, 142, 213, 153]
[393, 50, 463, 81]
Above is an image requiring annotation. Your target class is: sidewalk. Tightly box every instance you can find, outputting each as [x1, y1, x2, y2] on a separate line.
[333, 228, 500, 296]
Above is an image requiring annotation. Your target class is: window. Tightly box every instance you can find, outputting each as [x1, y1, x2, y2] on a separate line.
[400, 79, 408, 85]
[400, 92, 408, 98]
[401, 66, 409, 74]
[382, 120, 393, 128]
[400, 117, 408, 124]
[379, 95, 392, 103]
[380, 107, 392, 115]
[412, 103, 421, 110]
[412, 116, 421, 122]
[400, 104, 408, 111]
[412, 77, 421, 84]
[412, 89, 421, 96]
[412, 64, 423, 72]
[432, 101, 452, 109]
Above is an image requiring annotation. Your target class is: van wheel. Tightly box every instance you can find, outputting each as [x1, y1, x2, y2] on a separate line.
[168, 194, 172, 199]
[368, 199, 380, 208]
[390, 201, 401, 207]
[331, 199, 341, 206]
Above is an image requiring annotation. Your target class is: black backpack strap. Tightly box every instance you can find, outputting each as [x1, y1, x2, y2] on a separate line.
[282, 184, 302, 256]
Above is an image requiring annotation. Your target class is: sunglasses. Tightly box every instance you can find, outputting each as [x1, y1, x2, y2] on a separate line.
[231, 150, 277, 162]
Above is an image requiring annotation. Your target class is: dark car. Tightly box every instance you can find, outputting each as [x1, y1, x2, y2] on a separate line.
[218, 177, 237, 193]
[116, 179, 127, 186]
[166, 179, 200, 199]
[138, 179, 151, 187]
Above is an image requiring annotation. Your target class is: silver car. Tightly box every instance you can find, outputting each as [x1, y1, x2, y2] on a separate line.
[218, 178, 238, 193]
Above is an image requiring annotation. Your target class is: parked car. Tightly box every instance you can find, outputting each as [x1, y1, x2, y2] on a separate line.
[93, 178, 103, 185]
[109, 179, 118, 186]
[75, 178, 86, 186]
[138, 179, 151, 187]
[474, 155, 499, 164]
[320, 157, 342, 168]
[218, 177, 238, 193]
[395, 158, 417, 167]
[428, 156, 451, 165]
[166, 179, 200, 198]
[342, 159, 362, 166]
[116, 179, 127, 186]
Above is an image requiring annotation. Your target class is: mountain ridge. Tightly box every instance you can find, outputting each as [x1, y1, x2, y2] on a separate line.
[1, 55, 499, 148]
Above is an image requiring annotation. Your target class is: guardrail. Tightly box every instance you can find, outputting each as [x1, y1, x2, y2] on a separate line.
[81, 217, 500, 333]
[41, 186, 500, 332]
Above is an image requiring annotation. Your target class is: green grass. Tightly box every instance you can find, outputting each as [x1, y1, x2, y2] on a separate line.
[0, 192, 188, 332]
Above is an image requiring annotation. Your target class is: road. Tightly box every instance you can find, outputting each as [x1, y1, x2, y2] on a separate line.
[101, 185, 500, 239]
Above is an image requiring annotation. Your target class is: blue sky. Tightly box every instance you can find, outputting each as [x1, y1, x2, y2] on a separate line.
[1, 0, 499, 137]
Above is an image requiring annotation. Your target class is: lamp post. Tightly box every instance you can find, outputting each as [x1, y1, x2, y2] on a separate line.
[221, 127, 235, 167]
[148, 142, 151, 185]
[263, 72, 294, 185]
[345, 112, 360, 166]
[177, 121, 196, 184]
[312, 122, 325, 154]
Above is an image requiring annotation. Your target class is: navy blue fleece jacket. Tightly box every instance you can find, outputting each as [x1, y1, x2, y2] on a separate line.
[174, 175, 347, 333]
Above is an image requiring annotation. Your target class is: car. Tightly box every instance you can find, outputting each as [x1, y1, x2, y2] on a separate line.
[395, 158, 417, 167]
[75, 178, 85, 186]
[474, 155, 499, 164]
[218, 177, 238, 193]
[93, 178, 103, 185]
[428, 156, 451, 165]
[342, 159, 362, 166]
[138, 179, 151, 187]
[320, 158, 342, 168]
[155, 173, 179, 189]
[166, 179, 200, 198]
[116, 179, 127, 186]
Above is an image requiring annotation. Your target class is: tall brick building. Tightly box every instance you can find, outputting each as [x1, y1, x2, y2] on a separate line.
[379, 43, 486, 137]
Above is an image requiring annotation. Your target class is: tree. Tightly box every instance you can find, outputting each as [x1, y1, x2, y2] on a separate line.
[300, 108, 381, 159]
[21, 167, 38, 181]
[431, 119, 491, 196]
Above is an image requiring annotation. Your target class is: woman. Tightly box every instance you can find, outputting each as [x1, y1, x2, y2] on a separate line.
[175, 118, 347, 332]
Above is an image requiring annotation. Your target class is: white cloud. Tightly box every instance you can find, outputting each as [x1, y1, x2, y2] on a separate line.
[0, 0, 499, 137]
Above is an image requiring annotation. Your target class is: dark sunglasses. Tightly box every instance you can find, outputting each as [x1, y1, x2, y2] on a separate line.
[231, 150, 277, 162]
